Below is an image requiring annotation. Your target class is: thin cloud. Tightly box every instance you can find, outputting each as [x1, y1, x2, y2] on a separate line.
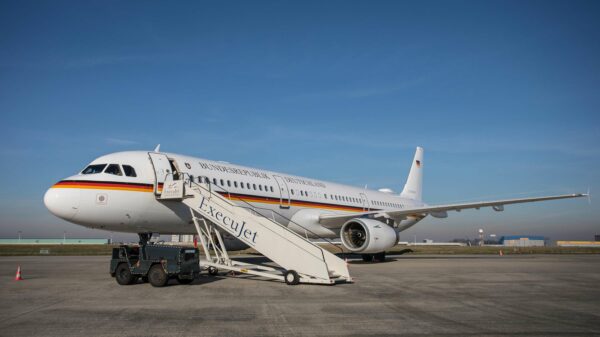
[64, 55, 143, 69]
[106, 137, 139, 146]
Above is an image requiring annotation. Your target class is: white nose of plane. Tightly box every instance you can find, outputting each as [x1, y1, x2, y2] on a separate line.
[43, 185, 80, 221]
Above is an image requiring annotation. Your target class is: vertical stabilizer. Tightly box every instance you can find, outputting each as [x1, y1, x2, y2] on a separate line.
[401, 147, 424, 201]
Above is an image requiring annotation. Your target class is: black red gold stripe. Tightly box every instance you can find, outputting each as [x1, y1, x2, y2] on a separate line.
[52, 180, 373, 212]
[220, 192, 367, 212]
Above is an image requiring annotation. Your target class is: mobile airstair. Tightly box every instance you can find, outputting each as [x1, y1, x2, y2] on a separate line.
[159, 176, 352, 285]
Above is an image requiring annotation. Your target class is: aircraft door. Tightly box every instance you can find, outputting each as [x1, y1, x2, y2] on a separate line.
[273, 175, 291, 208]
[360, 193, 370, 211]
[148, 152, 172, 195]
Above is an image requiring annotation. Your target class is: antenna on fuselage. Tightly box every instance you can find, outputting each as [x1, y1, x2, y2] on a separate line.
[153, 144, 161, 152]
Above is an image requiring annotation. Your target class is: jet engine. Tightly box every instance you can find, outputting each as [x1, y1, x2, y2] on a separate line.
[340, 218, 398, 254]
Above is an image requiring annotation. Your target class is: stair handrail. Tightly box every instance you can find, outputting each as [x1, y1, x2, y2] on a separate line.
[180, 172, 344, 253]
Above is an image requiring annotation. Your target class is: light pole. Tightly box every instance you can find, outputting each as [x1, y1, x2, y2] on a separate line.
[63, 231, 66, 244]
[18, 231, 22, 242]
[478, 229, 484, 246]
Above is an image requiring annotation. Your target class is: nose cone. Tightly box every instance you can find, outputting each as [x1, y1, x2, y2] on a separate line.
[44, 185, 80, 221]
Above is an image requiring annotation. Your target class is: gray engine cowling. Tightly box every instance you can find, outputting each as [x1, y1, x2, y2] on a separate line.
[340, 218, 398, 254]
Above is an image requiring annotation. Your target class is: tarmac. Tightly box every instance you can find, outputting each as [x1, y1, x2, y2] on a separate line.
[1, 254, 599, 337]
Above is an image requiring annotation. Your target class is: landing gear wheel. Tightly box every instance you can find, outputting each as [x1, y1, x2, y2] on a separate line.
[115, 263, 135, 285]
[361, 254, 374, 262]
[177, 275, 194, 285]
[373, 252, 386, 262]
[207, 266, 218, 276]
[284, 270, 300, 285]
[148, 264, 168, 287]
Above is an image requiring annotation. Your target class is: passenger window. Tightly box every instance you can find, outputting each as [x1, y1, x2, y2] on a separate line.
[259, 185, 263, 191]
[253, 184, 257, 190]
[247, 182, 251, 189]
[105, 164, 122, 176]
[240, 182, 244, 189]
[220, 179, 224, 186]
[234, 181, 238, 188]
[213, 178, 217, 185]
[227, 180, 231, 187]
[324, 194, 327, 199]
[270, 186, 274, 192]
[291, 189, 295, 195]
[122, 165, 137, 177]
[82, 164, 107, 174]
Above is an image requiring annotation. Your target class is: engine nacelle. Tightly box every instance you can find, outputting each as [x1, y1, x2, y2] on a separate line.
[340, 218, 398, 254]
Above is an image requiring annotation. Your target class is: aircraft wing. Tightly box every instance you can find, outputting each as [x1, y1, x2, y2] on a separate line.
[318, 193, 588, 228]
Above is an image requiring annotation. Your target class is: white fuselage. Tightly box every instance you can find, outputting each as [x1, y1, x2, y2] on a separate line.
[44, 151, 425, 239]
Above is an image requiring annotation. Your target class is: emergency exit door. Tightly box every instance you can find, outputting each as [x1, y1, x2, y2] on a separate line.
[273, 175, 291, 208]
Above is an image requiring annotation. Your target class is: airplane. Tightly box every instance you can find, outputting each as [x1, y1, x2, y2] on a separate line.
[44, 146, 587, 262]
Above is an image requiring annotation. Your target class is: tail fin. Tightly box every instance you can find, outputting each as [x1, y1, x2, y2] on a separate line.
[401, 146, 424, 201]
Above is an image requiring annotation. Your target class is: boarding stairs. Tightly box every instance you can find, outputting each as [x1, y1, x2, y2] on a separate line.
[159, 177, 352, 285]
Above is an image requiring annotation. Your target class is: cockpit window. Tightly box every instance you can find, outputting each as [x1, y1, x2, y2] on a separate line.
[122, 165, 137, 177]
[104, 164, 122, 176]
[82, 164, 107, 174]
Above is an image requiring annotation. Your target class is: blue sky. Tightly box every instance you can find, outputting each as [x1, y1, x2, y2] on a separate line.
[1, 0, 598, 241]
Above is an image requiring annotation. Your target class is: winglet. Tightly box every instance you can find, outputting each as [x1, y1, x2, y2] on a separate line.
[587, 186, 592, 205]
[154, 144, 161, 152]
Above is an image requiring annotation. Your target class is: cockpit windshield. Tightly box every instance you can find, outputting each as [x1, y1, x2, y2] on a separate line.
[82, 164, 107, 174]
[104, 164, 122, 176]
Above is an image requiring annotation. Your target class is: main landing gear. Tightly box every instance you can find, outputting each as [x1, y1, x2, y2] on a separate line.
[361, 252, 386, 262]
[138, 233, 152, 245]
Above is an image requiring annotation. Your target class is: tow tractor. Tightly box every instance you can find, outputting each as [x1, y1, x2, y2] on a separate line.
[110, 242, 200, 287]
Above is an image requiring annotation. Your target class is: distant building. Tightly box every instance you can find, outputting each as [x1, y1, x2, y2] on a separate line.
[0, 238, 109, 245]
[595, 235, 600, 242]
[499, 236, 545, 247]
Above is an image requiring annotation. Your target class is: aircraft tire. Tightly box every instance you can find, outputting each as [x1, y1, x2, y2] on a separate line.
[361, 254, 374, 262]
[115, 263, 135, 285]
[208, 266, 218, 276]
[148, 264, 168, 287]
[284, 270, 300, 285]
[373, 252, 386, 262]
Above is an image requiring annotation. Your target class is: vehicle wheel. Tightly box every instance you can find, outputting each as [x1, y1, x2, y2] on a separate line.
[373, 252, 386, 262]
[115, 263, 135, 285]
[177, 275, 194, 285]
[361, 254, 374, 262]
[141, 276, 148, 283]
[284, 270, 300, 285]
[148, 264, 168, 287]
[208, 266, 218, 276]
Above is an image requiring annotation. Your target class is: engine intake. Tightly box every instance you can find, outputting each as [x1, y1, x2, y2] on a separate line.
[340, 218, 398, 254]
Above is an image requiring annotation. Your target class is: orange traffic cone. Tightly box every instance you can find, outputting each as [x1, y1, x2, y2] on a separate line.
[15, 265, 23, 281]
[499, 250, 504, 256]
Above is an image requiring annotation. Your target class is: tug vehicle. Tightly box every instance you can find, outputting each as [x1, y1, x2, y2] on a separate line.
[110, 244, 200, 287]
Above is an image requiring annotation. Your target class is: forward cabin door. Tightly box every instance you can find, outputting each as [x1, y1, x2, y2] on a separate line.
[148, 152, 172, 195]
[273, 175, 291, 208]
[360, 193, 370, 211]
